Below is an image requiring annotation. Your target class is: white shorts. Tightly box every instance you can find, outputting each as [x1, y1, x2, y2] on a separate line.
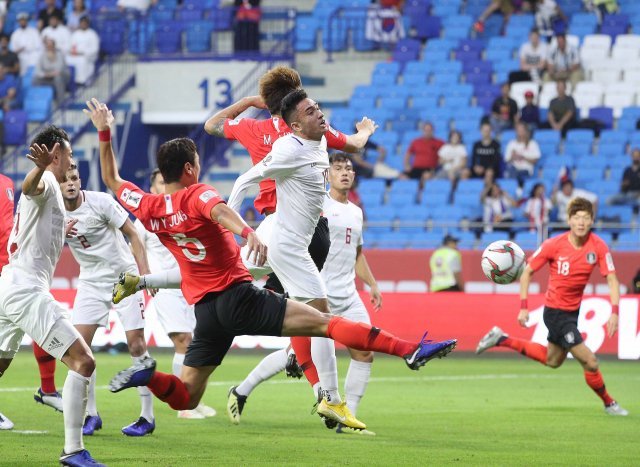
[151, 290, 195, 335]
[242, 214, 327, 302]
[72, 280, 145, 331]
[0, 283, 81, 360]
[329, 294, 371, 324]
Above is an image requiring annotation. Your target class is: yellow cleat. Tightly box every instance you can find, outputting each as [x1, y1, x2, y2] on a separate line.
[336, 424, 376, 436]
[112, 272, 140, 304]
[317, 400, 366, 431]
[226, 386, 246, 425]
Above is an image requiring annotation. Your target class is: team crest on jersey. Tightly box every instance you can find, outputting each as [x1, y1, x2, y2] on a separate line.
[586, 252, 597, 264]
[564, 332, 575, 344]
[199, 190, 218, 204]
[120, 188, 141, 208]
[5, 187, 13, 201]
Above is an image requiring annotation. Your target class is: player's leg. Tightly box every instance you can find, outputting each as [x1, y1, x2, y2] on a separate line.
[476, 326, 549, 363]
[32, 342, 63, 412]
[0, 316, 20, 431]
[74, 324, 103, 436]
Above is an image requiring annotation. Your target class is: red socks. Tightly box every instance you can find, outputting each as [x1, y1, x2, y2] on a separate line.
[146, 371, 191, 410]
[584, 370, 614, 406]
[289, 337, 319, 387]
[498, 336, 548, 365]
[326, 316, 416, 357]
[33, 343, 57, 393]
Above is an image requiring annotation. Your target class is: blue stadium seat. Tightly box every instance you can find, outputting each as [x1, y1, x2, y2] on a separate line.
[563, 141, 592, 158]
[376, 231, 413, 248]
[360, 192, 384, 208]
[480, 231, 510, 246]
[24, 86, 53, 122]
[294, 16, 319, 52]
[365, 206, 396, 234]
[403, 60, 434, 76]
[455, 49, 481, 62]
[387, 191, 418, 207]
[566, 128, 595, 145]
[4, 110, 27, 145]
[322, 25, 348, 52]
[598, 141, 626, 157]
[514, 231, 539, 250]
[415, 15, 441, 40]
[574, 167, 605, 187]
[534, 129, 561, 145]
[442, 14, 472, 31]
[359, 178, 386, 194]
[589, 107, 614, 129]
[430, 205, 467, 223]
[185, 20, 213, 52]
[379, 96, 407, 111]
[393, 38, 422, 63]
[499, 179, 519, 198]
[397, 206, 429, 233]
[424, 37, 457, 54]
[154, 21, 183, 53]
[599, 129, 629, 145]
[351, 85, 380, 101]
[463, 60, 493, 75]
[176, 4, 202, 20]
[389, 179, 420, 194]
[407, 231, 444, 249]
[437, 61, 464, 75]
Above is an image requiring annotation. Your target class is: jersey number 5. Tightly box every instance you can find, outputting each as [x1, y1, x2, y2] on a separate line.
[557, 261, 570, 276]
[171, 234, 206, 262]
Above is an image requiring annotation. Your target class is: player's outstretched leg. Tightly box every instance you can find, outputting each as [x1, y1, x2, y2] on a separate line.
[476, 326, 547, 364]
[33, 343, 63, 412]
[0, 412, 14, 430]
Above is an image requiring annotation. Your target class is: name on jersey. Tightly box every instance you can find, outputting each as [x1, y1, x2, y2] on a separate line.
[120, 188, 142, 208]
[149, 210, 188, 231]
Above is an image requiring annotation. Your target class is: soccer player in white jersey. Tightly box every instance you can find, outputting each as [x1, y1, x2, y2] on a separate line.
[61, 165, 156, 437]
[135, 168, 216, 420]
[0, 126, 104, 466]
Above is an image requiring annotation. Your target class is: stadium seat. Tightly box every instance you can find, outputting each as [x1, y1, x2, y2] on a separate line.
[582, 33, 612, 50]
[573, 81, 604, 118]
[294, 16, 319, 52]
[514, 231, 539, 250]
[154, 21, 183, 53]
[389, 179, 420, 195]
[375, 231, 413, 248]
[322, 25, 348, 52]
[604, 83, 636, 118]
[24, 86, 53, 122]
[3, 110, 28, 145]
[611, 34, 640, 59]
[365, 206, 396, 234]
[588, 107, 614, 129]
[396, 206, 429, 233]
[623, 66, 640, 85]
[414, 15, 441, 40]
[510, 81, 538, 109]
[379, 96, 407, 111]
[600, 23, 627, 41]
[407, 231, 444, 249]
[392, 38, 422, 63]
[185, 21, 213, 52]
[590, 68, 622, 85]
[480, 231, 509, 246]
[598, 141, 627, 158]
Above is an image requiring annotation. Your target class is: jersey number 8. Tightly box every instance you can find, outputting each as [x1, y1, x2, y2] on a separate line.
[171, 233, 206, 262]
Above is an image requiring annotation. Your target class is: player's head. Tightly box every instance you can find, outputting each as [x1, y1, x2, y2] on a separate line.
[281, 89, 326, 141]
[31, 125, 73, 181]
[156, 137, 200, 186]
[259, 66, 302, 116]
[149, 168, 165, 194]
[60, 165, 81, 203]
[567, 197, 594, 237]
[328, 153, 354, 193]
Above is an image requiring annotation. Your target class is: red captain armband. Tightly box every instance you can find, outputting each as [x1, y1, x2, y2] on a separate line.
[612, 304, 619, 315]
[98, 129, 111, 142]
[520, 299, 528, 310]
[241, 226, 254, 239]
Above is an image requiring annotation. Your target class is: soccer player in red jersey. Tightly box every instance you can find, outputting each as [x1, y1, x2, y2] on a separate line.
[476, 197, 628, 416]
[85, 97, 456, 432]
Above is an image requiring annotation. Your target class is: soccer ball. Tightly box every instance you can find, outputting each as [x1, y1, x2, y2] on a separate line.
[481, 240, 526, 285]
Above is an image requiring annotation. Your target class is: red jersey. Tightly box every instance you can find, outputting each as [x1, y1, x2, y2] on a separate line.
[0, 174, 14, 270]
[116, 181, 253, 305]
[528, 231, 615, 311]
[224, 116, 348, 214]
[408, 137, 444, 169]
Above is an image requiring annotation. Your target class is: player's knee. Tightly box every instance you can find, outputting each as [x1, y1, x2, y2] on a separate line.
[352, 351, 374, 363]
[170, 333, 192, 353]
[127, 338, 147, 357]
[546, 358, 562, 369]
[584, 357, 599, 372]
[74, 353, 96, 376]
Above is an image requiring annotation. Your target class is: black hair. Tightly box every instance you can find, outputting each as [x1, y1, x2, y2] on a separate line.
[280, 88, 308, 128]
[329, 152, 351, 165]
[150, 168, 161, 185]
[31, 125, 70, 150]
[529, 182, 545, 198]
[449, 130, 462, 143]
[556, 33, 566, 39]
[156, 138, 197, 184]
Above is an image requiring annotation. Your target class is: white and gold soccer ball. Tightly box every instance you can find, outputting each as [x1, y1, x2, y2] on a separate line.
[481, 240, 526, 285]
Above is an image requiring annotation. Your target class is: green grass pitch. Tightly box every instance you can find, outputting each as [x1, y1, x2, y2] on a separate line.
[0, 350, 637, 466]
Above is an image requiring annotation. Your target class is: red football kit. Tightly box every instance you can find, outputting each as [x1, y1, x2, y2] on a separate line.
[224, 117, 347, 214]
[0, 174, 14, 269]
[528, 231, 615, 311]
[116, 181, 253, 305]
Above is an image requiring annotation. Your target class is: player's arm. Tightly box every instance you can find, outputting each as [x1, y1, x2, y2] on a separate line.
[210, 202, 267, 267]
[227, 163, 267, 213]
[605, 272, 620, 337]
[120, 218, 151, 276]
[355, 245, 382, 312]
[22, 142, 59, 196]
[342, 117, 379, 153]
[203, 95, 266, 137]
[518, 265, 535, 327]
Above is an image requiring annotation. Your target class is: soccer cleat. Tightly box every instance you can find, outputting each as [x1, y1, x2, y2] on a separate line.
[195, 403, 217, 417]
[605, 402, 629, 416]
[285, 352, 303, 379]
[34, 388, 64, 412]
[476, 326, 506, 355]
[82, 415, 103, 436]
[336, 423, 376, 436]
[311, 388, 338, 429]
[59, 449, 105, 466]
[317, 400, 366, 430]
[404, 331, 457, 370]
[178, 409, 205, 419]
[109, 357, 156, 393]
[0, 412, 14, 430]
[112, 272, 140, 304]
[226, 386, 247, 425]
[122, 417, 155, 436]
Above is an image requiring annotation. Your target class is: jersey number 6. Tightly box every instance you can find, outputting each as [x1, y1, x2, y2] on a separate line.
[171, 233, 206, 262]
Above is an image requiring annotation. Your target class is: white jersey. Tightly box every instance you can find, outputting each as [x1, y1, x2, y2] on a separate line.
[66, 190, 138, 284]
[228, 134, 330, 243]
[133, 218, 178, 272]
[3, 171, 65, 290]
[321, 194, 363, 299]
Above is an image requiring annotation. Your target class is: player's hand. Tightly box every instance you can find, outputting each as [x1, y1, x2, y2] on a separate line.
[246, 95, 267, 109]
[245, 231, 268, 267]
[356, 117, 378, 136]
[606, 313, 619, 337]
[517, 309, 529, 327]
[27, 142, 58, 169]
[83, 97, 115, 131]
[65, 218, 78, 238]
[369, 284, 382, 312]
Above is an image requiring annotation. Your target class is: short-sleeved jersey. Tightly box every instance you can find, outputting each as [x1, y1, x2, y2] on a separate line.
[321, 195, 363, 299]
[66, 191, 138, 284]
[224, 116, 347, 214]
[134, 218, 179, 273]
[0, 174, 14, 270]
[116, 181, 253, 304]
[3, 171, 65, 289]
[528, 231, 615, 311]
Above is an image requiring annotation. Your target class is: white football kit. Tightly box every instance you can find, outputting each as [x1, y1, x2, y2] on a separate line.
[0, 171, 81, 359]
[321, 195, 370, 324]
[228, 134, 330, 301]
[134, 219, 195, 334]
[66, 191, 145, 331]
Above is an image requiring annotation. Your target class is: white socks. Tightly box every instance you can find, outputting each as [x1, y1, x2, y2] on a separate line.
[63, 370, 89, 454]
[142, 268, 182, 289]
[86, 370, 98, 416]
[133, 353, 154, 421]
[311, 337, 340, 404]
[236, 348, 288, 397]
[344, 360, 371, 416]
[172, 352, 185, 378]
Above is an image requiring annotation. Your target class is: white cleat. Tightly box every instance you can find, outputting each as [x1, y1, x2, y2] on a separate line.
[0, 412, 14, 430]
[177, 409, 205, 419]
[476, 326, 506, 354]
[195, 404, 217, 417]
[605, 402, 629, 416]
[34, 388, 64, 412]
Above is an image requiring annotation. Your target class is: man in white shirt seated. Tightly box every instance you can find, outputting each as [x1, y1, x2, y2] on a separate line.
[10, 12, 42, 75]
[545, 33, 583, 87]
[66, 16, 99, 85]
[511, 28, 548, 84]
[553, 179, 598, 222]
[41, 12, 71, 54]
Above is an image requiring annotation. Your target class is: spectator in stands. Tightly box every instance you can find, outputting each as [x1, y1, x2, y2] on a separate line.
[66, 15, 99, 85]
[379, 0, 404, 11]
[545, 33, 582, 87]
[520, 90, 540, 130]
[67, 0, 89, 31]
[234, 0, 261, 53]
[33, 37, 70, 104]
[429, 234, 464, 293]
[535, 0, 566, 39]
[482, 181, 517, 233]
[41, 12, 71, 54]
[242, 206, 258, 227]
[38, 0, 65, 31]
[0, 34, 20, 76]
[543, 80, 577, 136]
[352, 142, 399, 179]
[437, 130, 469, 182]
[511, 28, 547, 84]
[607, 148, 640, 208]
[10, 13, 42, 75]
[584, 0, 619, 24]
[0, 64, 17, 112]
[504, 122, 541, 186]
[403, 122, 444, 183]
[471, 122, 501, 180]
[524, 182, 552, 231]
[490, 82, 518, 134]
[552, 179, 598, 222]
[118, 0, 156, 12]
[473, 0, 534, 33]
